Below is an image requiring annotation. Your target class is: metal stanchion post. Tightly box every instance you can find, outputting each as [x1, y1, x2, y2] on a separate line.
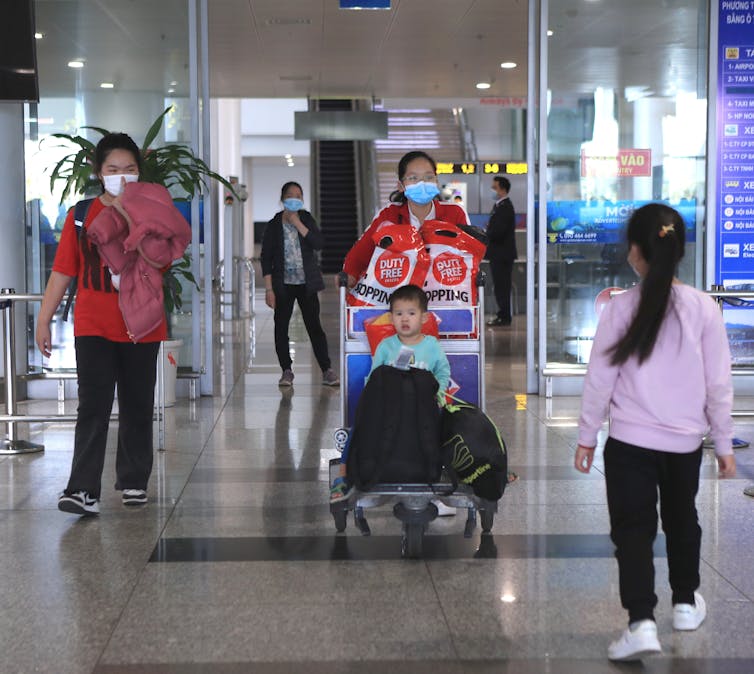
[156, 341, 165, 450]
[1, 288, 43, 454]
[248, 258, 255, 316]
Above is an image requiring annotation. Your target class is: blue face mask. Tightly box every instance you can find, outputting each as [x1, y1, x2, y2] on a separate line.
[403, 181, 440, 205]
[282, 198, 304, 212]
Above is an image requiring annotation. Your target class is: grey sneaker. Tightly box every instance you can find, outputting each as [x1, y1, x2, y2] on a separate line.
[322, 369, 340, 386]
[58, 491, 100, 516]
[122, 489, 148, 506]
[278, 369, 294, 386]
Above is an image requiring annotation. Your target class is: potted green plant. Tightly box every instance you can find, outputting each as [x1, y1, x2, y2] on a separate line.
[46, 105, 235, 318]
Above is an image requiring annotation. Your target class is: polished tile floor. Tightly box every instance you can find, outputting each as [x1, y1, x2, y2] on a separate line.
[1, 286, 753, 674]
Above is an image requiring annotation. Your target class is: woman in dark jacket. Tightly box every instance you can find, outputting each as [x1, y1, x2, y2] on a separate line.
[261, 181, 338, 387]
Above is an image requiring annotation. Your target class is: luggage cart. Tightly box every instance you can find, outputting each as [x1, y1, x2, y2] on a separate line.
[329, 272, 499, 558]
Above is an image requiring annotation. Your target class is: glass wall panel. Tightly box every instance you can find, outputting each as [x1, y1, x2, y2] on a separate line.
[25, 0, 190, 371]
[544, 0, 707, 365]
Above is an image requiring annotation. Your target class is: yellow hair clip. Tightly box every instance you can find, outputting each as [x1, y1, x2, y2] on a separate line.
[659, 224, 675, 238]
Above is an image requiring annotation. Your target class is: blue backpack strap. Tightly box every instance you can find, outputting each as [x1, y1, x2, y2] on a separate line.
[61, 198, 95, 321]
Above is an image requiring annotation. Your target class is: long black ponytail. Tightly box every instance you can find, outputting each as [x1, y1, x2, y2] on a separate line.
[609, 203, 685, 365]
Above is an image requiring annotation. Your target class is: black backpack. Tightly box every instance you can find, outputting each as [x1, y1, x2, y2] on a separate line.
[61, 198, 95, 321]
[346, 365, 441, 490]
[440, 398, 508, 500]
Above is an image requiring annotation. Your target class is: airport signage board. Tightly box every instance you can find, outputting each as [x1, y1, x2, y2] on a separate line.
[716, 1, 754, 282]
[580, 149, 652, 178]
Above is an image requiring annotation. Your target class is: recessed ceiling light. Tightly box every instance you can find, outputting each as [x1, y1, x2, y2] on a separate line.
[547, 29, 554, 36]
[476, 82, 491, 90]
[100, 82, 114, 89]
[170, 81, 178, 86]
[500, 62, 517, 69]
[34, 32, 44, 39]
[68, 60, 85, 69]
[167, 88, 176, 94]
[285, 154, 292, 159]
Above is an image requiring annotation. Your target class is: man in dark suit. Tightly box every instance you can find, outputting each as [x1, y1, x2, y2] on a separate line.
[486, 176, 518, 326]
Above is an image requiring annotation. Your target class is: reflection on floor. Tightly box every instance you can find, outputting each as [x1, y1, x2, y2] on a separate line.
[1, 286, 753, 674]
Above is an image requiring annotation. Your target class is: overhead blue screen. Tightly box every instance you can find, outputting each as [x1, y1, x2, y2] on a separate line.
[339, 1, 390, 9]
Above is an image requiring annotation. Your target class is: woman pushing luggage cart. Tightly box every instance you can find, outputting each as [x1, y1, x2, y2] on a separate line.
[328, 272, 507, 559]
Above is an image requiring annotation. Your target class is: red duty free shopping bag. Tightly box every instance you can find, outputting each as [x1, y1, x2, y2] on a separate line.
[347, 222, 430, 307]
[420, 220, 487, 307]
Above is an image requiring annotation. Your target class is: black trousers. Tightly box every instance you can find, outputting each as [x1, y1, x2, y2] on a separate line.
[489, 255, 514, 322]
[273, 284, 331, 372]
[604, 437, 702, 624]
[66, 336, 160, 498]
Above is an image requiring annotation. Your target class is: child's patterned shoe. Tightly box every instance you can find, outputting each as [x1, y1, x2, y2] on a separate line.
[329, 477, 353, 503]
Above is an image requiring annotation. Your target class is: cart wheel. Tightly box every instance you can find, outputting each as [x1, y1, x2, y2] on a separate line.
[401, 522, 424, 559]
[333, 428, 349, 452]
[333, 509, 347, 532]
[480, 509, 494, 534]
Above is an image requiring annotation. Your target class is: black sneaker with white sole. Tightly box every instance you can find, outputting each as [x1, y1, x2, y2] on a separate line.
[58, 491, 100, 516]
[122, 489, 148, 506]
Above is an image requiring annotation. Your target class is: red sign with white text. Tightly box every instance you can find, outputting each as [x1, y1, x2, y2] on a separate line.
[580, 149, 652, 178]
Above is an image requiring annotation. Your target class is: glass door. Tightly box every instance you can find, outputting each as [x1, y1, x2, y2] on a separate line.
[540, 0, 708, 371]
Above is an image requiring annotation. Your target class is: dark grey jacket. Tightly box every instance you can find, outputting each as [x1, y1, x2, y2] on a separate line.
[260, 210, 325, 295]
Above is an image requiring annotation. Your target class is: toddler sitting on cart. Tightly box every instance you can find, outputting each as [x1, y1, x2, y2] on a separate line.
[330, 284, 452, 512]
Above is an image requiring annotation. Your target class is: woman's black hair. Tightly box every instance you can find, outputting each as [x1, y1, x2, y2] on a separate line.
[93, 133, 142, 173]
[609, 203, 686, 365]
[388, 150, 438, 204]
[280, 181, 303, 201]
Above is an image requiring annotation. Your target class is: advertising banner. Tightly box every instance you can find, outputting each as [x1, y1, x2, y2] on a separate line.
[546, 199, 697, 244]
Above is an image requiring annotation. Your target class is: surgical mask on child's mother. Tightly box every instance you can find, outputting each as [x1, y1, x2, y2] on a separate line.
[103, 174, 139, 197]
[403, 181, 440, 205]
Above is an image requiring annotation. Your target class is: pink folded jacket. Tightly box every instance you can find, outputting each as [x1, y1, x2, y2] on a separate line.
[87, 182, 192, 342]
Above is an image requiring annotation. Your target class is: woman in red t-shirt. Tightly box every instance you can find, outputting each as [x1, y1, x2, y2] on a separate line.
[36, 133, 163, 516]
[342, 150, 470, 287]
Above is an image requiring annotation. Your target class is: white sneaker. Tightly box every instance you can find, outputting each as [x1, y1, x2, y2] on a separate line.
[673, 591, 706, 631]
[431, 499, 456, 517]
[607, 620, 661, 661]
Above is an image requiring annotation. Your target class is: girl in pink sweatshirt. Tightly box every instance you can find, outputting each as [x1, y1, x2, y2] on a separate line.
[575, 203, 736, 662]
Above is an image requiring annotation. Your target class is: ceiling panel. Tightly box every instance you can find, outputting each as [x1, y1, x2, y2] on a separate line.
[32, 0, 705, 103]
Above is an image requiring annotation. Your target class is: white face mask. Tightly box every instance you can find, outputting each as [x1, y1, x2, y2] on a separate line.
[103, 173, 138, 197]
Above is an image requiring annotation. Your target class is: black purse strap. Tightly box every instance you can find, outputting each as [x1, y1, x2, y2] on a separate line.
[61, 198, 94, 321]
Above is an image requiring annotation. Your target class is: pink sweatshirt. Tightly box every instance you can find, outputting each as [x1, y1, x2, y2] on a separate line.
[578, 283, 733, 457]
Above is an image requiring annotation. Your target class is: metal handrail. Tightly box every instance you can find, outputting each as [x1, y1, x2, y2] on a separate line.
[0, 288, 166, 454]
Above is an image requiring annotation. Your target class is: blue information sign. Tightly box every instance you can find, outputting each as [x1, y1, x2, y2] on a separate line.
[716, 1, 754, 364]
[339, 0, 390, 8]
[716, 2, 754, 284]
